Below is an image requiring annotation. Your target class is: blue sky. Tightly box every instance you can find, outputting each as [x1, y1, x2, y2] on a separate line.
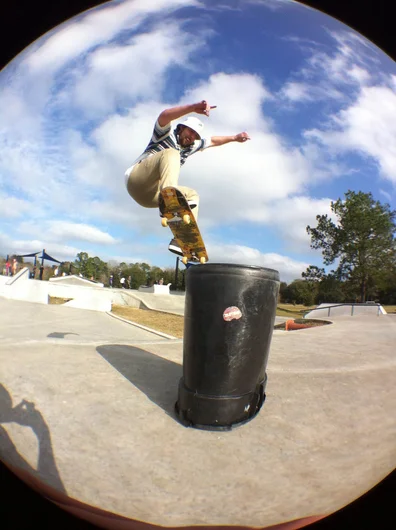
[0, 0, 395, 282]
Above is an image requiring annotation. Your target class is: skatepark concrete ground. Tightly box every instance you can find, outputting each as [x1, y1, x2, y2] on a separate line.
[0, 296, 395, 529]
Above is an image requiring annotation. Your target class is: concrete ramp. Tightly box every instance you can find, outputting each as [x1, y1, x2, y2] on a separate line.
[64, 292, 111, 312]
[1, 271, 112, 312]
[305, 303, 387, 318]
[50, 275, 104, 288]
[0, 268, 49, 304]
[121, 289, 186, 315]
[1, 272, 187, 314]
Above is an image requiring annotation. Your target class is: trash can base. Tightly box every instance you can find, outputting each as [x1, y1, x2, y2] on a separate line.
[175, 377, 267, 431]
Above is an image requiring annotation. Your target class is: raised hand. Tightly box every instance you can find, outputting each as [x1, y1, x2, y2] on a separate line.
[194, 100, 217, 116]
[234, 132, 251, 142]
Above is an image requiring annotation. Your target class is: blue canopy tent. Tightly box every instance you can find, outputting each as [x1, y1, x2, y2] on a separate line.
[15, 249, 63, 280]
[38, 250, 62, 265]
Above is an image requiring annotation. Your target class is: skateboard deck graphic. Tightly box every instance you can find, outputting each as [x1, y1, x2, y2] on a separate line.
[159, 186, 208, 265]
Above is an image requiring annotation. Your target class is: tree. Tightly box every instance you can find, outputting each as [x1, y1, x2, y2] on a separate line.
[74, 252, 89, 276]
[123, 264, 147, 289]
[307, 191, 396, 302]
[161, 268, 175, 288]
[316, 274, 346, 304]
[138, 262, 151, 283]
[302, 265, 325, 282]
[374, 265, 396, 304]
[301, 265, 325, 304]
[70, 252, 109, 281]
[148, 266, 164, 285]
[92, 256, 108, 280]
[282, 279, 316, 306]
[278, 282, 288, 303]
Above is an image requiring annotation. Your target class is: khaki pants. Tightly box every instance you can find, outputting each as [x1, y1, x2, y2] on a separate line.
[126, 148, 200, 220]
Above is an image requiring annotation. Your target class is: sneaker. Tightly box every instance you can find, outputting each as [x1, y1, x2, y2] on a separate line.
[168, 238, 183, 256]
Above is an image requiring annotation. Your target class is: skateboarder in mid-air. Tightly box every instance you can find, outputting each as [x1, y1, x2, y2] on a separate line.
[125, 100, 250, 256]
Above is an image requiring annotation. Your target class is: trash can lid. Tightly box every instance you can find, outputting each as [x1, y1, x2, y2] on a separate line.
[186, 263, 279, 281]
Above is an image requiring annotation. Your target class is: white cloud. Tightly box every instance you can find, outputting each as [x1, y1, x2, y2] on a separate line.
[90, 101, 164, 169]
[69, 22, 208, 117]
[379, 189, 392, 202]
[25, 0, 201, 75]
[313, 28, 381, 81]
[181, 72, 274, 130]
[276, 27, 396, 188]
[0, 232, 80, 262]
[264, 196, 334, 250]
[0, 1, 213, 238]
[0, 0, 203, 139]
[279, 80, 344, 105]
[0, 87, 43, 140]
[304, 85, 396, 183]
[56, 71, 303, 234]
[81, 199, 145, 226]
[15, 221, 118, 245]
[278, 28, 379, 108]
[0, 195, 32, 218]
[68, 72, 342, 249]
[46, 221, 118, 245]
[326, 28, 382, 60]
[207, 242, 309, 283]
[203, 195, 334, 255]
[280, 81, 312, 102]
[348, 65, 371, 84]
[152, 72, 316, 227]
[250, 0, 299, 11]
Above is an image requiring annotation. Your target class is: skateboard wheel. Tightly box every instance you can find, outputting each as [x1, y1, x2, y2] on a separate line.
[182, 257, 188, 265]
[200, 257, 206, 264]
[161, 218, 168, 227]
[182, 214, 191, 224]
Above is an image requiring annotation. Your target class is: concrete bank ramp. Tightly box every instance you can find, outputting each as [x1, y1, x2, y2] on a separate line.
[305, 302, 387, 318]
[112, 289, 186, 315]
[0, 272, 186, 314]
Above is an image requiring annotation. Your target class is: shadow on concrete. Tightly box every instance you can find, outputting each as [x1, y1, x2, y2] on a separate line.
[0, 383, 66, 494]
[47, 332, 79, 339]
[96, 345, 182, 418]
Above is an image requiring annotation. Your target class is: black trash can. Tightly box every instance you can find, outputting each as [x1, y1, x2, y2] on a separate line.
[175, 263, 280, 431]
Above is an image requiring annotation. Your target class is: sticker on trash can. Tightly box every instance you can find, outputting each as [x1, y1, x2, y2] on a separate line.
[223, 306, 242, 321]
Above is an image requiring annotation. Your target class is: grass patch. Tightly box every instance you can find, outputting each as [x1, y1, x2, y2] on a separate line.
[111, 302, 394, 338]
[48, 296, 73, 305]
[111, 303, 318, 338]
[111, 305, 184, 338]
[276, 303, 314, 318]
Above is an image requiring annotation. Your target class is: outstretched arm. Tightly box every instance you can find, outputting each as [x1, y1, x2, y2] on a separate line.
[208, 132, 251, 147]
[158, 100, 216, 127]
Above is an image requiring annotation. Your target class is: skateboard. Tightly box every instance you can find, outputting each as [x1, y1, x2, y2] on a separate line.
[159, 186, 208, 265]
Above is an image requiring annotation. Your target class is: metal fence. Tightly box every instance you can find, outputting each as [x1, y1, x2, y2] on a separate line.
[304, 303, 382, 318]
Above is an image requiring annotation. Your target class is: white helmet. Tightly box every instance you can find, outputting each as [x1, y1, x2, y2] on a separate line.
[177, 116, 204, 139]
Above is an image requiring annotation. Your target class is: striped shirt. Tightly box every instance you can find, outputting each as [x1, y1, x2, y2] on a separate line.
[125, 119, 210, 179]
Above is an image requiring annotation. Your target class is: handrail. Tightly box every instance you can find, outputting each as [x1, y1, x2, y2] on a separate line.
[5, 267, 30, 286]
